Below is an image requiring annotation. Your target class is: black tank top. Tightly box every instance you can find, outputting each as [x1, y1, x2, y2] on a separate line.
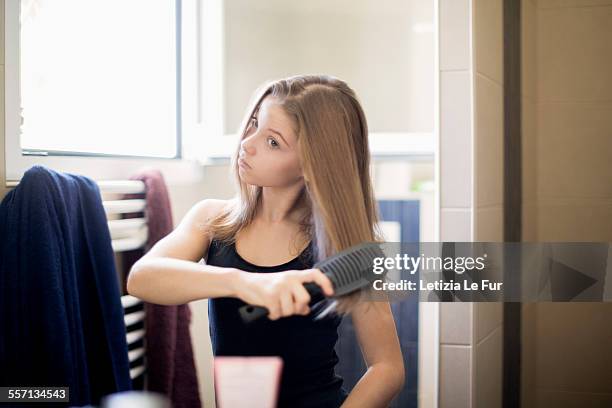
[206, 238, 348, 408]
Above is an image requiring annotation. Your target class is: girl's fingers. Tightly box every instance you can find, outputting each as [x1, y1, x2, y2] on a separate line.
[293, 285, 311, 314]
[279, 290, 294, 317]
[308, 269, 335, 296]
[267, 300, 281, 320]
[265, 270, 332, 320]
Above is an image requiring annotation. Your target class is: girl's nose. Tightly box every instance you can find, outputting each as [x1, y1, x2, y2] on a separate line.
[240, 137, 255, 155]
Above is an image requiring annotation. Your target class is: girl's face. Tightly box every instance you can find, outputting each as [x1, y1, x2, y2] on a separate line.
[238, 96, 304, 187]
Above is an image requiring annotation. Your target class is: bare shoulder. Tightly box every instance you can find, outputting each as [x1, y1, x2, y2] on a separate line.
[142, 198, 233, 262]
[187, 198, 232, 230]
[179, 198, 235, 237]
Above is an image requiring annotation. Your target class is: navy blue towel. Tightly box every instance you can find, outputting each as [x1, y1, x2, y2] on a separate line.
[0, 165, 131, 406]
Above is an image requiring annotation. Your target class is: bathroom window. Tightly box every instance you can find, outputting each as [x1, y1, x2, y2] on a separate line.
[17, 0, 180, 158]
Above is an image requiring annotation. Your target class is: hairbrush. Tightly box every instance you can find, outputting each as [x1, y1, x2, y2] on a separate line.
[238, 241, 386, 324]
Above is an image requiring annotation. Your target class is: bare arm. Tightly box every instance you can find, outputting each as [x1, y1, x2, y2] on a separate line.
[126, 198, 335, 317]
[126, 199, 240, 305]
[341, 301, 405, 407]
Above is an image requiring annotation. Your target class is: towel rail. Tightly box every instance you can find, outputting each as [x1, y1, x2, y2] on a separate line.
[108, 218, 147, 235]
[121, 294, 145, 309]
[97, 180, 148, 384]
[126, 329, 146, 345]
[104, 199, 147, 215]
[97, 180, 146, 194]
[112, 234, 149, 253]
[130, 366, 146, 381]
[125, 311, 146, 327]
[7, 179, 145, 194]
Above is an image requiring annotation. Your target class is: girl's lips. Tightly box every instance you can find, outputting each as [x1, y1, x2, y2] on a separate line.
[238, 158, 251, 169]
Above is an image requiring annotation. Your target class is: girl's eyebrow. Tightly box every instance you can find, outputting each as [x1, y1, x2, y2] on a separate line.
[268, 128, 289, 147]
[254, 108, 290, 147]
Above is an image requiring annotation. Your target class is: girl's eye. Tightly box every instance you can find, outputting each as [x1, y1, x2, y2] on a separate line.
[267, 137, 280, 148]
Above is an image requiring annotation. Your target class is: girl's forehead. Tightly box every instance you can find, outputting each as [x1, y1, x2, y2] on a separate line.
[258, 96, 298, 144]
[259, 96, 284, 119]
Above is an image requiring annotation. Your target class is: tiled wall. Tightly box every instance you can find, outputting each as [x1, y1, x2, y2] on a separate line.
[521, 3, 539, 406]
[471, 0, 505, 407]
[534, 0, 612, 241]
[439, 0, 504, 406]
[521, 0, 612, 407]
[522, 0, 539, 242]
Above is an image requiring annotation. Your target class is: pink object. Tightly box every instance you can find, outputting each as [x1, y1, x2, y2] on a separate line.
[213, 357, 283, 408]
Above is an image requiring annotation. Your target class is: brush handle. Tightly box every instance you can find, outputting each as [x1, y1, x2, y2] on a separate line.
[239, 282, 326, 324]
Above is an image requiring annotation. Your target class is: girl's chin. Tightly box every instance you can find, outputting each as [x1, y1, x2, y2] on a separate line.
[238, 173, 259, 186]
[238, 167, 249, 177]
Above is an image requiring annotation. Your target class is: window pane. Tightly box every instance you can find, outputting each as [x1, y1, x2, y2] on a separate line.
[20, 0, 177, 157]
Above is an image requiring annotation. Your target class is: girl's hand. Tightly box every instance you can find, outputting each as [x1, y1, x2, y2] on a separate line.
[235, 269, 335, 320]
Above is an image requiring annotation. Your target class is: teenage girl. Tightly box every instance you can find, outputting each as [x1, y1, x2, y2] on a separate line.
[127, 75, 404, 407]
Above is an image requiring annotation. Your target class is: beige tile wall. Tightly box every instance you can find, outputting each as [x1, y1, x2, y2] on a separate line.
[521, 3, 539, 404]
[438, 0, 504, 406]
[521, 0, 612, 406]
[472, 0, 505, 405]
[522, 0, 539, 242]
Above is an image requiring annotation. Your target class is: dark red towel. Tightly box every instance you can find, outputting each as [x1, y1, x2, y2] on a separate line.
[121, 168, 202, 408]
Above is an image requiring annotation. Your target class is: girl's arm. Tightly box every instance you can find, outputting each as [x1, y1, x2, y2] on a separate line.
[127, 257, 242, 305]
[341, 301, 405, 408]
[127, 198, 334, 311]
[127, 199, 242, 305]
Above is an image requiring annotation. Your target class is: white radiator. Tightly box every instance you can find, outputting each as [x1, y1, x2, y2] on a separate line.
[100, 180, 148, 383]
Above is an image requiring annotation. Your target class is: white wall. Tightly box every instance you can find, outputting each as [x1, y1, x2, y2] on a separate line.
[224, 0, 435, 135]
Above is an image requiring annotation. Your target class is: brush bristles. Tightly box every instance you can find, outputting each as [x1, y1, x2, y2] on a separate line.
[317, 243, 385, 290]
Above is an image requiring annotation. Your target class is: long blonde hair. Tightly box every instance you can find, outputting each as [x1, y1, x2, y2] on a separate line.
[206, 74, 383, 314]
